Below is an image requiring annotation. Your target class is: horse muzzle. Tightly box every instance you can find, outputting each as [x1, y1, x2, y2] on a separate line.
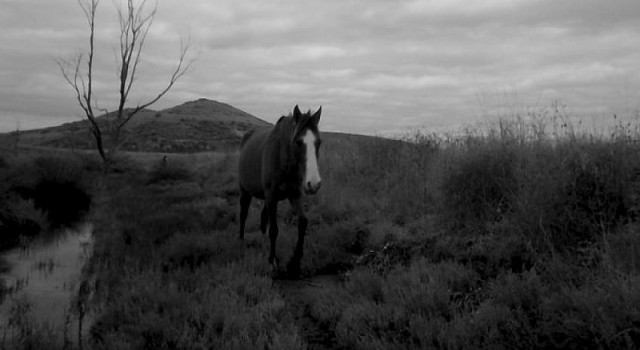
[304, 181, 322, 195]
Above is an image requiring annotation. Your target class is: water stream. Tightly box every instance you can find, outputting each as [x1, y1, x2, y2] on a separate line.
[0, 223, 93, 343]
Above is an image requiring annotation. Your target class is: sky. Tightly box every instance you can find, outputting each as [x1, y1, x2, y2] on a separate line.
[1, 0, 639, 135]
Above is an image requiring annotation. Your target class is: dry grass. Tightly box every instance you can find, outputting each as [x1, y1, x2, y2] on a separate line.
[4, 107, 640, 349]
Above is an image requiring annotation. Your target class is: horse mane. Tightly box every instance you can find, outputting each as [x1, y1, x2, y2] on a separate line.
[240, 128, 256, 148]
[279, 109, 318, 135]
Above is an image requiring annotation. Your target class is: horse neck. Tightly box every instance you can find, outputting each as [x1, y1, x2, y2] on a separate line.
[276, 117, 300, 177]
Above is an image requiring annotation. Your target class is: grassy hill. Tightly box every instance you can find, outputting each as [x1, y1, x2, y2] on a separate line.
[6, 98, 272, 153]
[2, 99, 387, 163]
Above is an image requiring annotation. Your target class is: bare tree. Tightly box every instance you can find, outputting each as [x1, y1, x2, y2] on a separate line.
[57, 0, 191, 166]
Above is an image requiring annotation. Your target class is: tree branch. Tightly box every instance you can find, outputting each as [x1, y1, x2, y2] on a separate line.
[122, 37, 193, 127]
[58, 0, 192, 164]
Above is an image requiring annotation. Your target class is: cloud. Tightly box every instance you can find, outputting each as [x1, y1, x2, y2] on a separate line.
[360, 74, 460, 91]
[1, 0, 639, 135]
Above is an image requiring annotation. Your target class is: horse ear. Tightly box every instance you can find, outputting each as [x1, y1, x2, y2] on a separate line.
[310, 106, 322, 126]
[293, 105, 302, 123]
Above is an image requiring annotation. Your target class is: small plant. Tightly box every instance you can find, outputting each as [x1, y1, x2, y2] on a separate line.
[146, 158, 194, 184]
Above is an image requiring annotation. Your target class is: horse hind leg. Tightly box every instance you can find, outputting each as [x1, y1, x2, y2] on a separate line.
[239, 189, 252, 240]
[260, 205, 269, 235]
[266, 197, 280, 269]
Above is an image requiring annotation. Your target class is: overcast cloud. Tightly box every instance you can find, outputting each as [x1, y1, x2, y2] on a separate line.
[1, 0, 639, 134]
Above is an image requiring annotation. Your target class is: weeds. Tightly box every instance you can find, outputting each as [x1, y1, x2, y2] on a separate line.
[17, 106, 639, 349]
[302, 110, 640, 349]
[146, 157, 194, 184]
[0, 295, 60, 349]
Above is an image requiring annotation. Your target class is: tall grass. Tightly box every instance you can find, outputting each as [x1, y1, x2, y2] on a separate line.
[67, 108, 640, 349]
[84, 157, 306, 349]
[305, 111, 640, 349]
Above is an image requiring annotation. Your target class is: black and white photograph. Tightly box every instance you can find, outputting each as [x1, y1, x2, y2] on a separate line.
[1, 0, 639, 348]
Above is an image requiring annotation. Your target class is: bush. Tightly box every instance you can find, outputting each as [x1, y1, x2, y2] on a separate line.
[441, 140, 517, 231]
[147, 158, 193, 184]
[310, 260, 479, 349]
[0, 153, 92, 249]
[609, 223, 640, 274]
[538, 274, 640, 349]
[29, 155, 92, 227]
[0, 196, 48, 249]
[438, 118, 640, 255]
[90, 264, 304, 350]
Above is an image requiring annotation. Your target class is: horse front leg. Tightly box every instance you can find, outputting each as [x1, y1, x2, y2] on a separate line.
[287, 196, 307, 277]
[266, 197, 279, 269]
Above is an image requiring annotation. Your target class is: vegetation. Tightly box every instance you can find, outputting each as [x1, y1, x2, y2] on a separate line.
[3, 108, 640, 349]
[0, 152, 94, 250]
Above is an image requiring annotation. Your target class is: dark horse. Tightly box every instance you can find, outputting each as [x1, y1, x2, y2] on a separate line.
[238, 105, 322, 276]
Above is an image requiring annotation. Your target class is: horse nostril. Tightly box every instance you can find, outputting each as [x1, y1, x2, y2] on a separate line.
[315, 181, 322, 191]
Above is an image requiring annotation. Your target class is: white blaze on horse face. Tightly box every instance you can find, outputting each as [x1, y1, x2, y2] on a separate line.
[302, 130, 321, 194]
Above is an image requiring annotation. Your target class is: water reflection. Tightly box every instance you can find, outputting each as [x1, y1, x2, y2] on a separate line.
[0, 223, 93, 339]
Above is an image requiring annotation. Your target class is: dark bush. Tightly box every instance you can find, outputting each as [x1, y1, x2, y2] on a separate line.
[32, 179, 91, 227]
[30, 155, 92, 227]
[548, 150, 630, 247]
[512, 142, 640, 252]
[442, 143, 517, 231]
[1, 154, 92, 247]
[147, 158, 194, 184]
[0, 196, 48, 249]
[159, 233, 245, 271]
[538, 274, 640, 349]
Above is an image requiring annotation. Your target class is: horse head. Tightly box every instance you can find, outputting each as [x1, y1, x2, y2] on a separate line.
[290, 105, 322, 195]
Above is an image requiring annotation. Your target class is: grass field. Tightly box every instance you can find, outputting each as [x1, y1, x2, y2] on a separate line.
[2, 109, 640, 349]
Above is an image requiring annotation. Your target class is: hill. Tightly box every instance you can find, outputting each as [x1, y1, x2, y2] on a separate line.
[3, 99, 388, 154]
[7, 99, 272, 153]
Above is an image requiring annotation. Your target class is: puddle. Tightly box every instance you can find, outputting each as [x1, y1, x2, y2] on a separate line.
[0, 223, 93, 341]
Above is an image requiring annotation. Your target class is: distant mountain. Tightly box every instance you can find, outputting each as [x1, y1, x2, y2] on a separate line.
[8, 99, 272, 153]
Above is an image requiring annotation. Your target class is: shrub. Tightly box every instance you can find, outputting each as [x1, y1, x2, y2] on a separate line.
[313, 260, 479, 349]
[89, 241, 303, 349]
[0, 196, 48, 249]
[159, 232, 245, 271]
[29, 155, 91, 227]
[147, 158, 193, 184]
[0, 154, 92, 246]
[301, 221, 372, 275]
[441, 140, 517, 231]
[609, 223, 640, 274]
[538, 274, 640, 349]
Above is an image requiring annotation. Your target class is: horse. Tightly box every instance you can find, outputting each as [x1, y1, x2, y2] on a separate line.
[238, 105, 322, 276]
